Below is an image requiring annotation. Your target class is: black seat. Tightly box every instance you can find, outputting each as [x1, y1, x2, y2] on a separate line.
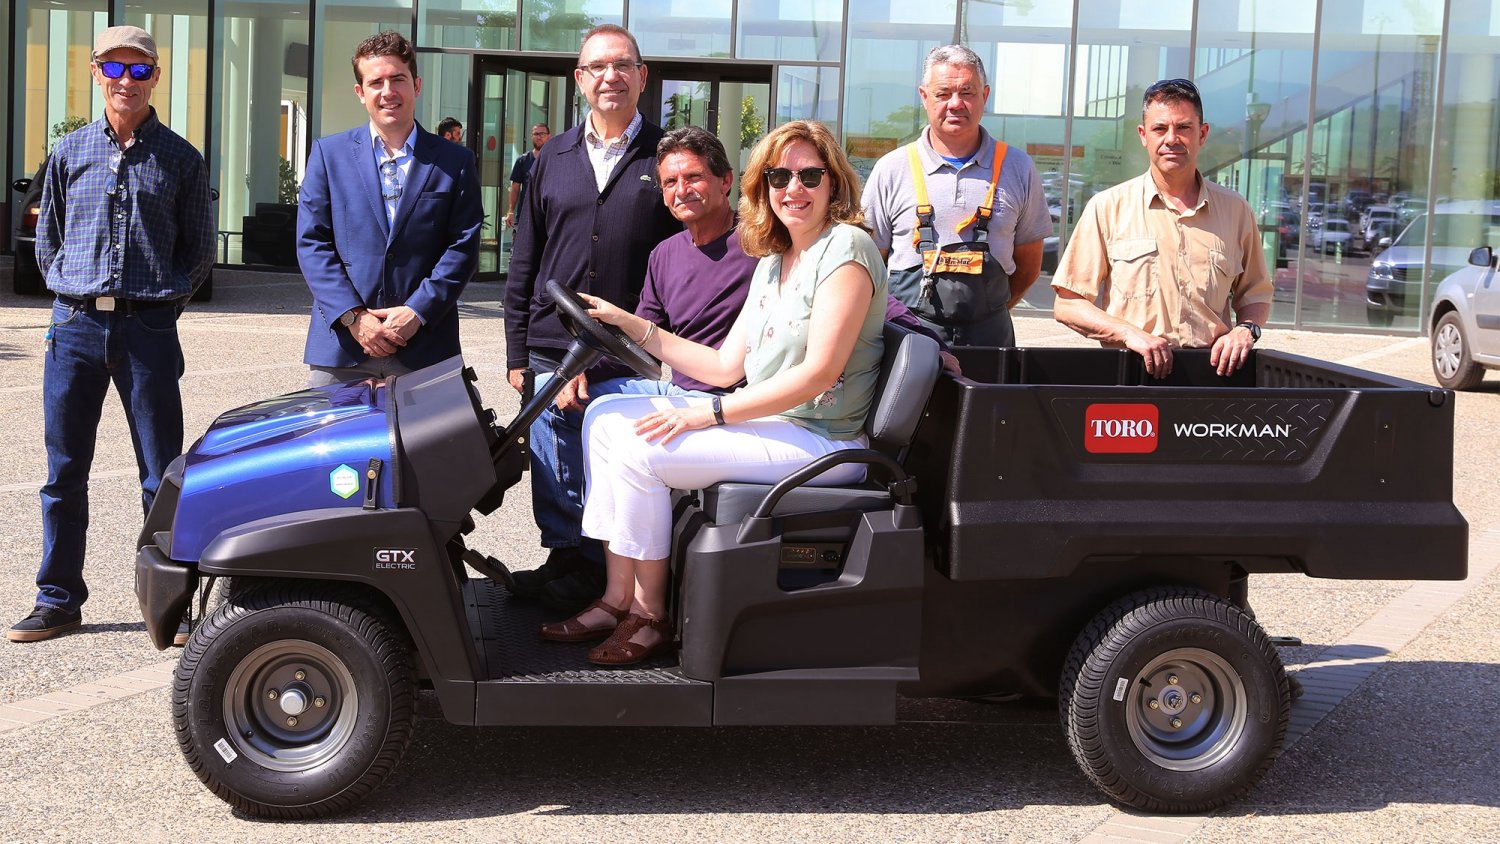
[701, 322, 942, 528]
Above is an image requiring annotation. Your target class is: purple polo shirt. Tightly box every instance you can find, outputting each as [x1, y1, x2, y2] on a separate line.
[635, 224, 759, 393]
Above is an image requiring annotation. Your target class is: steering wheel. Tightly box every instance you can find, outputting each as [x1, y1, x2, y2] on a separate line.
[546, 279, 663, 381]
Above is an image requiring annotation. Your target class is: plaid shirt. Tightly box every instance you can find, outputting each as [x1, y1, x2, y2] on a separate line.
[583, 110, 642, 192]
[37, 108, 215, 300]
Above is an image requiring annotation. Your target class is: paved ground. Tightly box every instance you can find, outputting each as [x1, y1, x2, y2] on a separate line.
[0, 270, 1496, 842]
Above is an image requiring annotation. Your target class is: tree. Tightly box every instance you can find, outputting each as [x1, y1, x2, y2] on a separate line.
[740, 95, 764, 149]
[48, 116, 89, 155]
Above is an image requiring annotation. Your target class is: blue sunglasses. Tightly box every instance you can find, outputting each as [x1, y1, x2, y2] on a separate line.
[97, 61, 156, 81]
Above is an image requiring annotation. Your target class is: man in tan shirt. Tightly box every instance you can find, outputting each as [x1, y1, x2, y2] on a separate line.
[1053, 78, 1272, 377]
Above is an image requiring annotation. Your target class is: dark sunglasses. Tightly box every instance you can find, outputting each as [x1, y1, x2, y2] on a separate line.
[764, 167, 827, 190]
[97, 61, 156, 81]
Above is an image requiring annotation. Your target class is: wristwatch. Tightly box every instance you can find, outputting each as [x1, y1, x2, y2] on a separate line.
[1236, 321, 1262, 342]
[339, 308, 362, 328]
[711, 396, 726, 426]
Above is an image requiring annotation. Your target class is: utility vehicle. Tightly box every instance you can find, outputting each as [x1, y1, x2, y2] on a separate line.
[137, 282, 1467, 818]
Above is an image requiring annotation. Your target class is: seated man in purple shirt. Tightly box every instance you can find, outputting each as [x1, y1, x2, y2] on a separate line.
[510, 127, 954, 611]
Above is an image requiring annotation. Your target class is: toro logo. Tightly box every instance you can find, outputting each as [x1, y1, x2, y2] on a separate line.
[1084, 403, 1159, 454]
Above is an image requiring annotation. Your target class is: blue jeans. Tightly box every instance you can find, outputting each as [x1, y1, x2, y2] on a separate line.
[37, 299, 184, 612]
[527, 354, 702, 548]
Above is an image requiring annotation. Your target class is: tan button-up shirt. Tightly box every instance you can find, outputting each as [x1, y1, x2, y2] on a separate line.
[1052, 171, 1273, 348]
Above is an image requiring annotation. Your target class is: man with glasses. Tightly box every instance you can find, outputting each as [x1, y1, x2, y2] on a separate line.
[9, 26, 213, 643]
[296, 30, 482, 388]
[863, 44, 1052, 348]
[1052, 78, 1271, 378]
[505, 123, 551, 230]
[504, 24, 679, 612]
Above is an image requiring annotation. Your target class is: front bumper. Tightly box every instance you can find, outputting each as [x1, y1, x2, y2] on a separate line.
[135, 537, 197, 650]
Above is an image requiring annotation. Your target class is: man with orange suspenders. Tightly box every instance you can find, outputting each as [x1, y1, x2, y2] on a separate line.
[862, 44, 1051, 347]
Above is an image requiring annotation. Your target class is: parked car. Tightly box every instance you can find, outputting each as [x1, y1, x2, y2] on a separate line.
[1366, 201, 1500, 325]
[1361, 204, 1400, 246]
[1429, 236, 1500, 389]
[1308, 218, 1355, 254]
[9, 162, 45, 295]
[1364, 218, 1400, 253]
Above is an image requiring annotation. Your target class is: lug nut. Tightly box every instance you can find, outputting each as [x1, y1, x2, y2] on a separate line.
[267, 689, 279, 701]
[1167, 675, 1179, 685]
[286, 716, 299, 727]
[314, 696, 326, 708]
[1170, 718, 1183, 729]
[1148, 699, 1160, 709]
[1190, 693, 1203, 704]
[293, 670, 306, 681]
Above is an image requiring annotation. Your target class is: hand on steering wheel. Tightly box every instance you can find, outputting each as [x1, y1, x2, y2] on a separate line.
[544, 280, 662, 381]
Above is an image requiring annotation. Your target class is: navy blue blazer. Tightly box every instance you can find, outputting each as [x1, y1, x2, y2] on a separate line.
[296, 124, 482, 369]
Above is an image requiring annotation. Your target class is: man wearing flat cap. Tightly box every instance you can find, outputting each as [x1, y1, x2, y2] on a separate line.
[8, 25, 214, 644]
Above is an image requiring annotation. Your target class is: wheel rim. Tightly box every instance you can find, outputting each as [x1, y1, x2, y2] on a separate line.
[222, 639, 359, 772]
[1125, 648, 1248, 772]
[1434, 322, 1464, 379]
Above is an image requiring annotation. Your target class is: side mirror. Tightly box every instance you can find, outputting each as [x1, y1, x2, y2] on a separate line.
[1469, 246, 1496, 269]
[11, 178, 31, 193]
[1379, 237, 1393, 249]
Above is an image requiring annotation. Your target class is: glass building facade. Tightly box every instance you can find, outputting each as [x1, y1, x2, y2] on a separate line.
[7, 0, 1500, 334]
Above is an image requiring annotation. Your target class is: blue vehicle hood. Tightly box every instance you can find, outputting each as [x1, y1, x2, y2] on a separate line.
[172, 381, 396, 561]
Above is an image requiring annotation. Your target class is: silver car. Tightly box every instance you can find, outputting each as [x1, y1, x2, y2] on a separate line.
[1430, 237, 1500, 390]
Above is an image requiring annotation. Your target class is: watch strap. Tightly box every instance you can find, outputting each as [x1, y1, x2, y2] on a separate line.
[711, 396, 726, 426]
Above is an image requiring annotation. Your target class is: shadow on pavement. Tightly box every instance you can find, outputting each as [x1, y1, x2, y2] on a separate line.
[208, 658, 1500, 824]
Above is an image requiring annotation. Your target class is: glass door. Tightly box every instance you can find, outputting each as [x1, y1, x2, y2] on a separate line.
[472, 56, 574, 278]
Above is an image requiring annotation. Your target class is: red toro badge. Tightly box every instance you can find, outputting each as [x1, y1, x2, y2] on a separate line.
[1084, 404, 1159, 454]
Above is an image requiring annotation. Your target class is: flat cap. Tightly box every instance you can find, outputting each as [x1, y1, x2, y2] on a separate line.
[93, 25, 158, 61]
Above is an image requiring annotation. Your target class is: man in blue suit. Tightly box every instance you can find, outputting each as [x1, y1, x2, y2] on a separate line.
[297, 30, 482, 386]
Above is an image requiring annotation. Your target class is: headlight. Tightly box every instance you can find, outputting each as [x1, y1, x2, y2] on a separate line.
[1369, 264, 1395, 280]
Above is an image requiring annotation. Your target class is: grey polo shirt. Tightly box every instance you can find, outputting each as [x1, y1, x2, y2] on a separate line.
[862, 125, 1052, 274]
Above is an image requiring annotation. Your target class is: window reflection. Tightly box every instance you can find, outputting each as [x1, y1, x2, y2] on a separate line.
[422, 0, 517, 49]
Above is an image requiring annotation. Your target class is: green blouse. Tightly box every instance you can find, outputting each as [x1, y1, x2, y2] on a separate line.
[740, 223, 888, 441]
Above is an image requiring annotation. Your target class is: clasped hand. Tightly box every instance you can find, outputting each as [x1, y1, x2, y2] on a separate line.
[351, 305, 420, 357]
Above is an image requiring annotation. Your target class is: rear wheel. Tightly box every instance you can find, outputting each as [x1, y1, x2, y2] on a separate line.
[1432, 311, 1485, 390]
[173, 583, 416, 818]
[1059, 587, 1289, 813]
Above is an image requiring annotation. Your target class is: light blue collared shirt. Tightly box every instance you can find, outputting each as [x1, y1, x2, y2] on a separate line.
[370, 123, 416, 232]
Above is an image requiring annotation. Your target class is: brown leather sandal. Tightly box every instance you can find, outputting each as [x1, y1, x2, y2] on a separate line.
[587, 613, 674, 666]
[539, 599, 629, 642]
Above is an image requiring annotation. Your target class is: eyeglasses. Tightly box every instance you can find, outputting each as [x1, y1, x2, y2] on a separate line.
[103, 149, 125, 199]
[97, 61, 156, 81]
[380, 158, 402, 202]
[577, 60, 642, 79]
[763, 167, 827, 190]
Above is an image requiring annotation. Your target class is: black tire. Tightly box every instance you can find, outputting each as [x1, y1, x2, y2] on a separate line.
[172, 583, 417, 818]
[1059, 587, 1289, 813]
[1432, 311, 1485, 390]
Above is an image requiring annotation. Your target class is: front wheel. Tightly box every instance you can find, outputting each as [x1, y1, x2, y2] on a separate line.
[172, 584, 417, 818]
[1432, 311, 1485, 390]
[1059, 587, 1289, 813]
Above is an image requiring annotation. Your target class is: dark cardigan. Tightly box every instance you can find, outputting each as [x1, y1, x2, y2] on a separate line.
[504, 120, 681, 369]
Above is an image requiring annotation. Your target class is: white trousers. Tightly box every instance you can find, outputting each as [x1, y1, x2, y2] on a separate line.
[579, 395, 868, 561]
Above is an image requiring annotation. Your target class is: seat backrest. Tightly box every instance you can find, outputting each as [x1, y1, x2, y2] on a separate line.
[867, 322, 942, 453]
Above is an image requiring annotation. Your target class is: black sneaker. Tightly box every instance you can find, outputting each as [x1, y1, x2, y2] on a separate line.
[509, 547, 592, 600]
[6, 605, 82, 643]
[538, 566, 607, 615]
[173, 613, 191, 647]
